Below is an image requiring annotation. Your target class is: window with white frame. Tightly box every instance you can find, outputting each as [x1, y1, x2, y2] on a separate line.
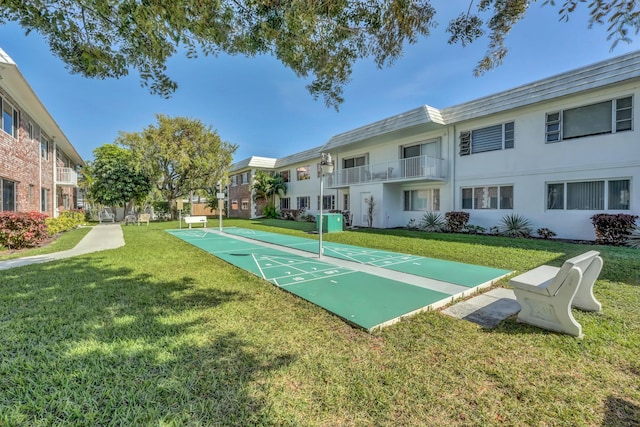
[279, 170, 290, 182]
[462, 185, 513, 209]
[41, 188, 48, 212]
[1, 178, 16, 211]
[297, 196, 310, 210]
[404, 189, 440, 211]
[241, 172, 250, 184]
[459, 122, 514, 156]
[231, 175, 238, 186]
[231, 199, 238, 210]
[280, 197, 290, 210]
[343, 194, 350, 211]
[546, 96, 632, 142]
[317, 194, 335, 210]
[297, 165, 311, 181]
[1, 98, 18, 139]
[241, 198, 249, 210]
[547, 179, 630, 210]
[41, 137, 49, 160]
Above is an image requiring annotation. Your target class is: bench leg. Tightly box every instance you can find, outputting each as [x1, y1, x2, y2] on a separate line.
[515, 290, 583, 337]
[572, 256, 603, 312]
[513, 269, 583, 337]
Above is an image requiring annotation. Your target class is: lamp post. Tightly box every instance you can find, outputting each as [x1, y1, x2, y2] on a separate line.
[318, 153, 334, 258]
[216, 180, 225, 233]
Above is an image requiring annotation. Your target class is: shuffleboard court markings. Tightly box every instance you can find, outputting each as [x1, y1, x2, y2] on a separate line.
[166, 228, 468, 331]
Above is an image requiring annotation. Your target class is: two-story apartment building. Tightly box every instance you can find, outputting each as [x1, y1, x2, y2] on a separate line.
[0, 48, 84, 217]
[229, 51, 640, 241]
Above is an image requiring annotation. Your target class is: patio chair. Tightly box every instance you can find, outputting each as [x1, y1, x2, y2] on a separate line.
[99, 209, 115, 223]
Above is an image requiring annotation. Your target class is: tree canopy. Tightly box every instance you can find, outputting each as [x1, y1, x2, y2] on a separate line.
[87, 144, 153, 210]
[117, 114, 237, 218]
[2, 1, 638, 108]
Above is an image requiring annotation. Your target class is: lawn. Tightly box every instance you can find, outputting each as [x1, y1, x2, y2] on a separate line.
[0, 219, 638, 426]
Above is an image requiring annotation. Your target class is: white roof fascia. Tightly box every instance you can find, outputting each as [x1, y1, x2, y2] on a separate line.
[274, 145, 324, 168]
[441, 51, 640, 124]
[322, 105, 446, 151]
[0, 48, 85, 166]
[229, 156, 277, 172]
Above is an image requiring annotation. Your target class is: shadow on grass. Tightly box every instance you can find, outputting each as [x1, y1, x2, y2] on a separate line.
[0, 256, 295, 425]
[603, 396, 640, 427]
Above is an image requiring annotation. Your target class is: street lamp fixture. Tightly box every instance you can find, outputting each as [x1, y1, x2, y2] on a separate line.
[318, 153, 334, 258]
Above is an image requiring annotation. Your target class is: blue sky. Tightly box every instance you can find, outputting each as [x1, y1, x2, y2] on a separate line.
[1, 3, 638, 162]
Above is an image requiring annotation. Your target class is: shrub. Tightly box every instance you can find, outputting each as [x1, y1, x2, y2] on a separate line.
[0, 211, 49, 249]
[406, 218, 418, 230]
[45, 209, 85, 236]
[499, 213, 532, 238]
[419, 212, 445, 232]
[465, 224, 486, 234]
[627, 227, 640, 249]
[591, 213, 639, 246]
[536, 227, 557, 240]
[445, 211, 470, 232]
[262, 203, 279, 219]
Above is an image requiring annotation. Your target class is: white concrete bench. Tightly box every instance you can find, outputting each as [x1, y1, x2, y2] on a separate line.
[184, 215, 207, 228]
[137, 213, 151, 226]
[510, 250, 603, 337]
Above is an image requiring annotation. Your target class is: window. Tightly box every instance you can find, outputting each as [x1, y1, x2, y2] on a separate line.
[279, 170, 290, 182]
[1, 179, 16, 211]
[280, 197, 290, 210]
[41, 188, 49, 212]
[241, 198, 249, 210]
[241, 172, 250, 185]
[461, 185, 513, 209]
[62, 193, 70, 210]
[343, 155, 367, 169]
[546, 179, 630, 210]
[404, 189, 440, 211]
[1, 98, 18, 139]
[546, 96, 632, 142]
[459, 123, 515, 156]
[231, 175, 238, 186]
[402, 139, 440, 159]
[343, 194, 350, 211]
[231, 199, 238, 210]
[317, 195, 335, 210]
[41, 137, 49, 160]
[297, 166, 311, 181]
[297, 196, 310, 210]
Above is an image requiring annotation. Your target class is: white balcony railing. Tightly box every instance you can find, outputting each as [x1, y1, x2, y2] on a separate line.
[56, 167, 78, 186]
[327, 156, 446, 187]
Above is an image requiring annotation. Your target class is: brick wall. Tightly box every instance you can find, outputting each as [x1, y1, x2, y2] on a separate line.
[0, 86, 70, 217]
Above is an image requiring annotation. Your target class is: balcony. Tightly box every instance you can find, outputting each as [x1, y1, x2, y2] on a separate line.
[56, 167, 78, 186]
[327, 156, 446, 188]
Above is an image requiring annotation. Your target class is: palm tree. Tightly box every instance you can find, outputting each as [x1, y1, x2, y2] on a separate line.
[252, 171, 287, 205]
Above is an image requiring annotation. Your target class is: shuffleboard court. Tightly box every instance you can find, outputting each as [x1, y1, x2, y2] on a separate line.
[222, 227, 511, 288]
[166, 229, 451, 330]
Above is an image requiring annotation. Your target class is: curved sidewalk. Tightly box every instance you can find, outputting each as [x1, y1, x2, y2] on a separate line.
[0, 224, 125, 271]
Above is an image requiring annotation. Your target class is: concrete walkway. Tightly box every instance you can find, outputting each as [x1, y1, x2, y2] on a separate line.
[0, 224, 125, 271]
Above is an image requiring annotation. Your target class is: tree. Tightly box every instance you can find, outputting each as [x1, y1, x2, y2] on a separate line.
[5, 1, 633, 108]
[252, 170, 287, 219]
[118, 115, 237, 219]
[88, 144, 152, 213]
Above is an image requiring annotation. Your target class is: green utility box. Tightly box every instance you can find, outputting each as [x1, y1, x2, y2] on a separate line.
[316, 213, 343, 233]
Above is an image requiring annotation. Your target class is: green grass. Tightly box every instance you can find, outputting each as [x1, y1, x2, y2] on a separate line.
[0, 219, 638, 426]
[0, 226, 91, 260]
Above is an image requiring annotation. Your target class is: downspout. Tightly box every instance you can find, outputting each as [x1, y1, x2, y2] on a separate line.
[38, 130, 42, 212]
[52, 137, 58, 218]
[450, 124, 456, 211]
